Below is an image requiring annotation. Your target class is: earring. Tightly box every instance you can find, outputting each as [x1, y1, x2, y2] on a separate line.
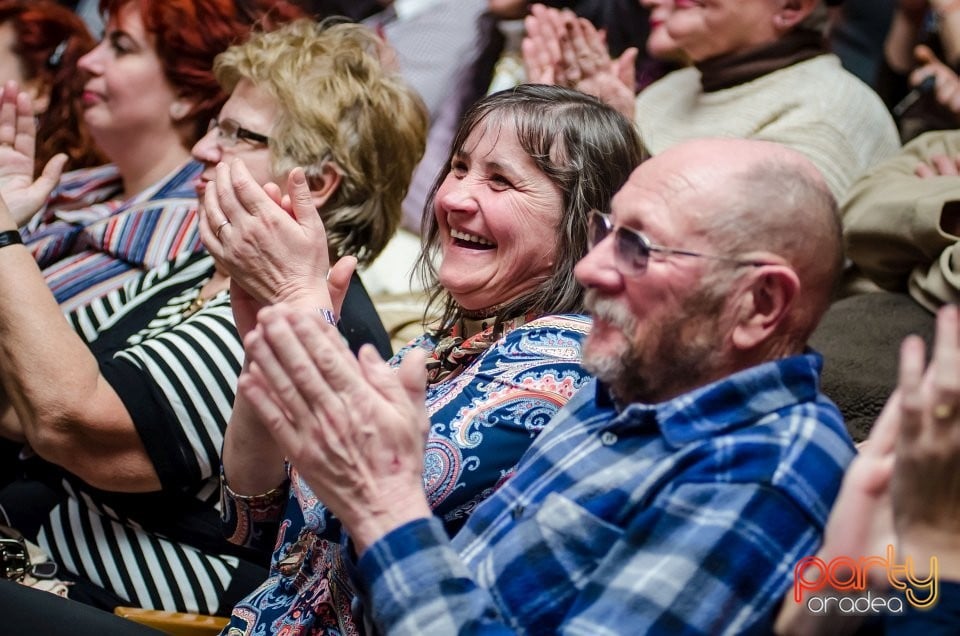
[170, 101, 189, 121]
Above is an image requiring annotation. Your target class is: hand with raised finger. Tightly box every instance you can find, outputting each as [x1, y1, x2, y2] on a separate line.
[892, 305, 960, 581]
[240, 305, 432, 554]
[0, 81, 66, 226]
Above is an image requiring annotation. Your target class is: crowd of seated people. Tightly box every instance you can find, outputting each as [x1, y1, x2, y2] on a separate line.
[0, 4, 426, 617]
[0, 0, 957, 634]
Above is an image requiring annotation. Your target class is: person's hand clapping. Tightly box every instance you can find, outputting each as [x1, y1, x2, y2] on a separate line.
[238, 305, 432, 553]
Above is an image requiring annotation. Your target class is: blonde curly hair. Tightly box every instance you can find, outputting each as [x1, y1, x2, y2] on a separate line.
[214, 18, 429, 265]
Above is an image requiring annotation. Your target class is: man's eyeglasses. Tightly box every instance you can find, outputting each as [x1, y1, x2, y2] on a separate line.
[208, 117, 270, 148]
[587, 210, 768, 275]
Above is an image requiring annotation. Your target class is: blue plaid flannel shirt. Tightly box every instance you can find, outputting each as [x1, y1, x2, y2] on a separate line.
[357, 351, 855, 635]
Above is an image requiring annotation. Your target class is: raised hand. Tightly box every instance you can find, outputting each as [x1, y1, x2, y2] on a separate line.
[522, 3, 568, 85]
[0, 81, 66, 226]
[522, 5, 636, 120]
[238, 305, 432, 553]
[892, 305, 960, 580]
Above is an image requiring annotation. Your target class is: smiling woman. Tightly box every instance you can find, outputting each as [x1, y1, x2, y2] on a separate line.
[215, 83, 645, 633]
[0, 0, 306, 619]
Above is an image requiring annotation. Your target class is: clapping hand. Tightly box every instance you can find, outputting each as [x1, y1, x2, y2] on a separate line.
[0, 80, 66, 227]
[238, 305, 432, 553]
[199, 159, 354, 337]
[522, 4, 637, 120]
[892, 305, 960, 579]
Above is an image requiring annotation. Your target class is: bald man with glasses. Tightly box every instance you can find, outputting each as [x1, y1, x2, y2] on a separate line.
[233, 137, 858, 634]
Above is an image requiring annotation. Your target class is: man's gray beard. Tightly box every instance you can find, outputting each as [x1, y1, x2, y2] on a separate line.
[582, 287, 726, 405]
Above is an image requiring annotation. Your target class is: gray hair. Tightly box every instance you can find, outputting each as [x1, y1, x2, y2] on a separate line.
[416, 84, 645, 335]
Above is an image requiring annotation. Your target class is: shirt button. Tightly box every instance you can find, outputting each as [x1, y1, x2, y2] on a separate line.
[600, 431, 617, 446]
[512, 505, 524, 520]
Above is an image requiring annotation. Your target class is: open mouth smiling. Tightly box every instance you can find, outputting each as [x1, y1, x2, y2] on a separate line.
[450, 228, 496, 250]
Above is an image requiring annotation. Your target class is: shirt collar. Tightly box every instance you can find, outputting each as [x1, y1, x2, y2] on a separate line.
[597, 351, 824, 448]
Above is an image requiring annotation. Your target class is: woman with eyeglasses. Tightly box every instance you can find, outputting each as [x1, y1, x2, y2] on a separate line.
[0, 0, 301, 311]
[202, 82, 643, 634]
[0, 12, 426, 617]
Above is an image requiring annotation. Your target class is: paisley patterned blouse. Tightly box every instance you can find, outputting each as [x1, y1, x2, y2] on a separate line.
[221, 314, 591, 635]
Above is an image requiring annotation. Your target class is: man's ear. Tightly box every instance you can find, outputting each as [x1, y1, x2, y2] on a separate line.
[731, 265, 800, 350]
[308, 162, 343, 211]
[775, 0, 818, 32]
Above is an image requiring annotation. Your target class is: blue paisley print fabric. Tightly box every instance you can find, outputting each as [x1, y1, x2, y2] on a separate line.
[222, 314, 591, 635]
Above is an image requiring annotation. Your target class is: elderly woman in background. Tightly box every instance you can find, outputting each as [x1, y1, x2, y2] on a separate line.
[524, 0, 899, 199]
[0, 0, 302, 312]
[0, 0, 105, 174]
[205, 83, 643, 633]
[0, 17, 425, 615]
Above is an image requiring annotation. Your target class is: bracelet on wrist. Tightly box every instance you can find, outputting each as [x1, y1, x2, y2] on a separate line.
[0, 230, 23, 250]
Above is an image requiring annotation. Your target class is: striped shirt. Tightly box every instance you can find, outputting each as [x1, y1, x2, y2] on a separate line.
[17, 252, 258, 615]
[20, 160, 204, 313]
[359, 353, 856, 635]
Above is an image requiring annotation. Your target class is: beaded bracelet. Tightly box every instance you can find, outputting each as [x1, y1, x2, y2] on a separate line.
[0, 230, 23, 249]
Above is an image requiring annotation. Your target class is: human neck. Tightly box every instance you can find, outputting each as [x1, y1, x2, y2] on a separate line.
[98, 131, 191, 200]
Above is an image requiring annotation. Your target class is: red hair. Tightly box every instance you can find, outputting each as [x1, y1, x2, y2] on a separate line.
[98, 0, 305, 145]
[0, 0, 106, 174]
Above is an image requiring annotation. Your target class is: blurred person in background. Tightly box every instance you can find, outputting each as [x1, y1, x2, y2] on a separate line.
[0, 0, 105, 176]
[0, 0, 302, 312]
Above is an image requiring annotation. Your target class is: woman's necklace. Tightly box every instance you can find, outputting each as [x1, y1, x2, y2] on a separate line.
[181, 290, 211, 318]
[181, 273, 230, 318]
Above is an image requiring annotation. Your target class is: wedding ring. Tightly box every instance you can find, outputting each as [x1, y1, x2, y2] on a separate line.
[215, 220, 230, 240]
[933, 403, 955, 420]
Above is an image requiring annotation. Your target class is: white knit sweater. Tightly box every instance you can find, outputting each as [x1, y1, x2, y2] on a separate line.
[634, 54, 900, 199]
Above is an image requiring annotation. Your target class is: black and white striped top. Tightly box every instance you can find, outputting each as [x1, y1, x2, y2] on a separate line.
[28, 252, 258, 614]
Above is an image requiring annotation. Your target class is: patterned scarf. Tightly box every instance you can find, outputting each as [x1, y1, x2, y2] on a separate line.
[425, 312, 532, 384]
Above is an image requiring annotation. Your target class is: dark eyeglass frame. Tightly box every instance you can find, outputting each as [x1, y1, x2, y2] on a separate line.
[208, 117, 270, 147]
[587, 210, 770, 275]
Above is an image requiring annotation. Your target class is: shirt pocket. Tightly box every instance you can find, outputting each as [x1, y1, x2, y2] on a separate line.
[484, 492, 625, 631]
[533, 492, 624, 589]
